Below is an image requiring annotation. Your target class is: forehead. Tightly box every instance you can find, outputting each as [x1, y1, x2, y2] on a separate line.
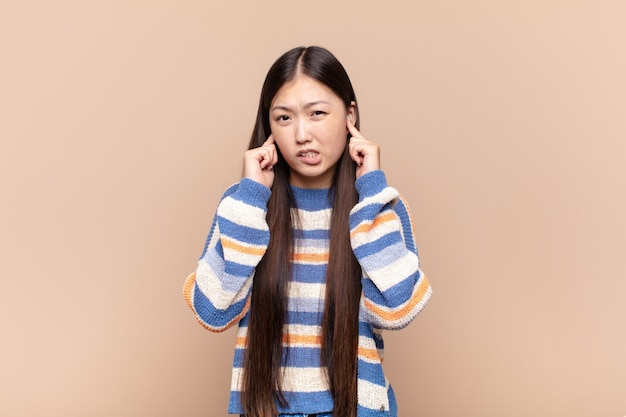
[271, 75, 341, 107]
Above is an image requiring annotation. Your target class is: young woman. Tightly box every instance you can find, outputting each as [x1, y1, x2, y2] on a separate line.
[183, 46, 432, 417]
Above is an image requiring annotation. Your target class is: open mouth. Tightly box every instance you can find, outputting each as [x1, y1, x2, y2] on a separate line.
[297, 150, 321, 164]
[298, 151, 319, 158]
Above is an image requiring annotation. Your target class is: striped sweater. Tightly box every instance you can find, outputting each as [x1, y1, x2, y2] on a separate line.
[183, 170, 431, 416]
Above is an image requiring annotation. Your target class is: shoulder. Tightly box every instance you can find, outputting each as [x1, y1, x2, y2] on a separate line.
[219, 178, 271, 209]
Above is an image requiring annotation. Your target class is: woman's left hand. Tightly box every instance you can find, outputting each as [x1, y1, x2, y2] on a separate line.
[347, 119, 380, 179]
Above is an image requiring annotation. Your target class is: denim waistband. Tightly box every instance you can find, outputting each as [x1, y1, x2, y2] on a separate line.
[240, 414, 331, 417]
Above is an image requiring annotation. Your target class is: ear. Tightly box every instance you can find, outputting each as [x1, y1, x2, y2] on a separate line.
[347, 101, 357, 125]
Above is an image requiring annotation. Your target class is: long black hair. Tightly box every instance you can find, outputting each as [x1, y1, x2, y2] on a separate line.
[242, 46, 362, 417]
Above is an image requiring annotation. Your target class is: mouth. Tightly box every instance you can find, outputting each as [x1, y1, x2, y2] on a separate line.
[298, 151, 319, 158]
[297, 150, 321, 164]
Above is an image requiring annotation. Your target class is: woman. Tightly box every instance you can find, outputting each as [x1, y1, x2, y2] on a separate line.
[184, 46, 432, 417]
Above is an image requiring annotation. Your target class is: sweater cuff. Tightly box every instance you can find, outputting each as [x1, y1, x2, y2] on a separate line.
[232, 178, 271, 209]
[355, 170, 388, 199]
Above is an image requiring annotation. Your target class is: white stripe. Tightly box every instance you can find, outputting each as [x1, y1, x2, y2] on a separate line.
[350, 210, 400, 248]
[195, 259, 252, 309]
[362, 251, 419, 292]
[287, 281, 325, 301]
[218, 197, 269, 230]
[354, 186, 399, 209]
[292, 207, 331, 230]
[284, 324, 323, 339]
[220, 236, 267, 266]
[231, 367, 330, 393]
[357, 378, 390, 410]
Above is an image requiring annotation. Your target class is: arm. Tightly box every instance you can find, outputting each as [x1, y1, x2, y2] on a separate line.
[183, 178, 271, 332]
[349, 170, 432, 330]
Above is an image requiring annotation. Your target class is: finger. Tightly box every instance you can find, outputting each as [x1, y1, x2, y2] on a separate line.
[348, 139, 364, 166]
[346, 118, 362, 138]
[258, 148, 274, 170]
[263, 134, 275, 146]
[267, 135, 278, 165]
[256, 135, 273, 169]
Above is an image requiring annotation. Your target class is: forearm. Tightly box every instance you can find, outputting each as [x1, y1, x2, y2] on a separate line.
[184, 179, 271, 332]
[350, 170, 432, 329]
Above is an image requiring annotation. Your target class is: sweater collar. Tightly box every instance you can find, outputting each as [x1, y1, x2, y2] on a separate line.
[290, 185, 333, 211]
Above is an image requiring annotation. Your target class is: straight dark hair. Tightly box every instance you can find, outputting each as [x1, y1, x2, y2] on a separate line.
[241, 46, 363, 417]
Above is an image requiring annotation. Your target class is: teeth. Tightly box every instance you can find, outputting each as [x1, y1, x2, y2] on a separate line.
[301, 151, 317, 157]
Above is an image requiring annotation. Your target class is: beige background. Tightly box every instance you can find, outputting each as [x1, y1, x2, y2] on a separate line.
[1, 1, 625, 416]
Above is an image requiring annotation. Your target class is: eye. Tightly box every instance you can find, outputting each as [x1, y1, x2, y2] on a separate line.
[275, 115, 291, 122]
[311, 110, 326, 119]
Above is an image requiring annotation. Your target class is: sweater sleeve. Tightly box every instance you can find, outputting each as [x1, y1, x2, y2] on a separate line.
[183, 178, 271, 332]
[349, 170, 432, 330]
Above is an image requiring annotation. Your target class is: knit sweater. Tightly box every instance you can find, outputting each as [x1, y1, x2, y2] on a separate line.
[183, 170, 431, 416]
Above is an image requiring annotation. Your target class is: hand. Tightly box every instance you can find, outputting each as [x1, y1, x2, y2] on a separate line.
[347, 119, 380, 179]
[243, 135, 278, 188]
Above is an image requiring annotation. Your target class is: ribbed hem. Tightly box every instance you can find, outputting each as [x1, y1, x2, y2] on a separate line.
[233, 178, 271, 208]
[355, 170, 387, 199]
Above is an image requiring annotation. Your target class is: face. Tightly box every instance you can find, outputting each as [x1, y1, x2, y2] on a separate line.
[269, 75, 356, 189]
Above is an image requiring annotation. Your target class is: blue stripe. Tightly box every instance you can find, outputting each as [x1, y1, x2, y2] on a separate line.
[232, 351, 244, 367]
[295, 228, 330, 240]
[292, 264, 328, 282]
[350, 204, 395, 230]
[393, 197, 417, 255]
[217, 216, 270, 245]
[193, 283, 248, 328]
[361, 275, 417, 309]
[357, 358, 386, 386]
[201, 251, 250, 290]
[227, 309, 324, 326]
[352, 232, 403, 259]
[355, 170, 387, 198]
[233, 346, 325, 368]
[290, 186, 332, 211]
[223, 260, 255, 282]
[359, 320, 374, 336]
[229, 178, 271, 209]
[372, 330, 385, 350]
[358, 242, 410, 273]
[288, 297, 325, 313]
[282, 346, 322, 367]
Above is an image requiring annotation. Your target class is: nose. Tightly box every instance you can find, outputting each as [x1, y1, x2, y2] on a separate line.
[295, 119, 312, 144]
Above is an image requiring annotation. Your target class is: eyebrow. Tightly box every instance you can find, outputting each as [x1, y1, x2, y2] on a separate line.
[271, 100, 331, 112]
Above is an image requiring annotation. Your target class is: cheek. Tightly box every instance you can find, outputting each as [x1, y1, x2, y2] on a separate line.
[325, 131, 348, 158]
[272, 134, 290, 153]
[269, 124, 289, 147]
[316, 120, 347, 142]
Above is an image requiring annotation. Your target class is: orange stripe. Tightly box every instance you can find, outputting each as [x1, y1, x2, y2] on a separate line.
[358, 347, 382, 362]
[237, 333, 324, 348]
[363, 275, 431, 322]
[283, 334, 322, 345]
[291, 252, 329, 263]
[222, 237, 266, 256]
[183, 272, 197, 310]
[350, 212, 397, 238]
[236, 336, 246, 347]
[399, 196, 417, 241]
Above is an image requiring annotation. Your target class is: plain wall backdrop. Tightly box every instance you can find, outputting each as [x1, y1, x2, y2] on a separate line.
[1, 1, 625, 416]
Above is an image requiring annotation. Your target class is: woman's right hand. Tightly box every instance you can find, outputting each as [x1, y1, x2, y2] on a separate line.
[243, 135, 278, 188]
